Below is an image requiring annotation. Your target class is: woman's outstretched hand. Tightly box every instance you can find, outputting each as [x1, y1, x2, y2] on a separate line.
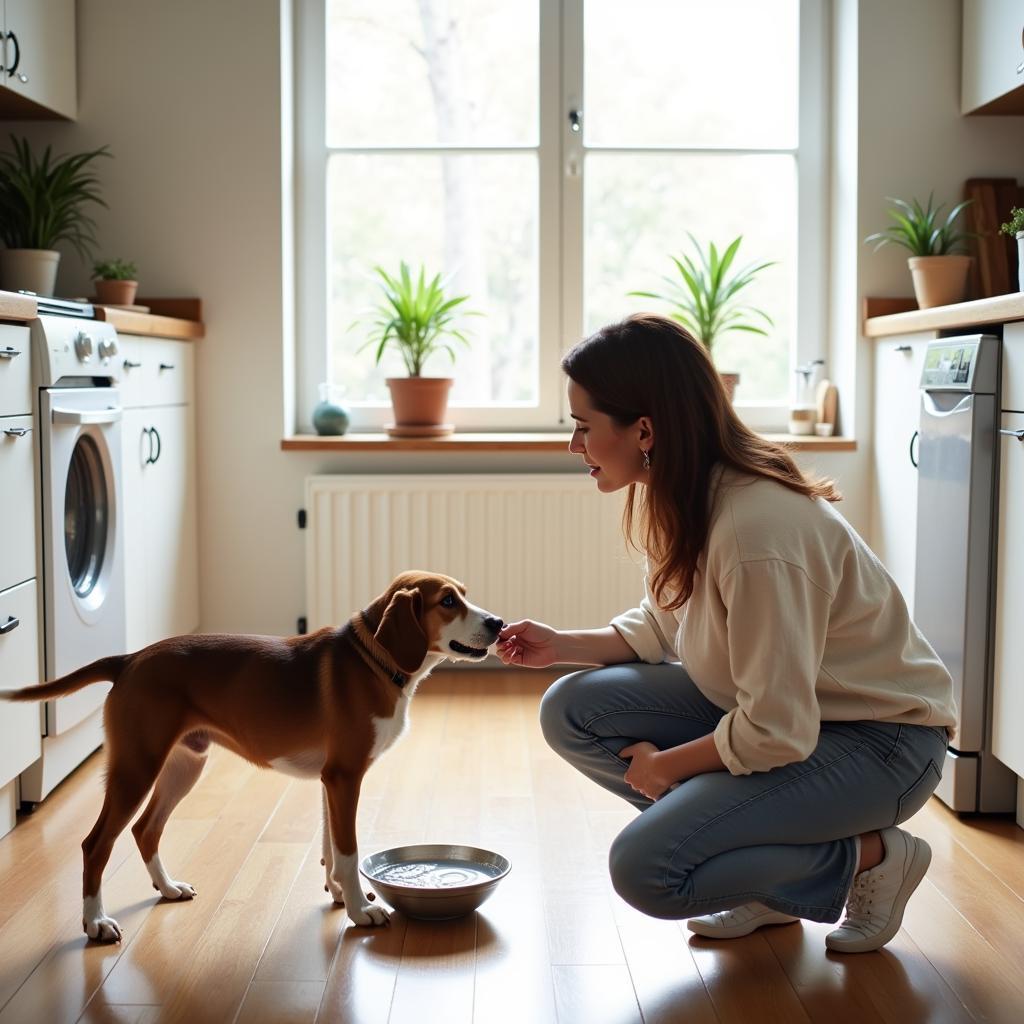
[621, 741, 679, 800]
[496, 619, 562, 668]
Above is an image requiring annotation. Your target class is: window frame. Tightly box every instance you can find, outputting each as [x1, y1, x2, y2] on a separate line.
[293, 0, 829, 433]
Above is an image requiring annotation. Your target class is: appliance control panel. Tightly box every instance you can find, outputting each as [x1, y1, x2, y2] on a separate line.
[30, 316, 120, 387]
[920, 334, 999, 394]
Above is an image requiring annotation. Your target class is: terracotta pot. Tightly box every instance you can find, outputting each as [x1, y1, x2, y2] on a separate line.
[719, 371, 739, 404]
[908, 255, 972, 309]
[94, 278, 139, 306]
[0, 248, 60, 296]
[385, 377, 454, 437]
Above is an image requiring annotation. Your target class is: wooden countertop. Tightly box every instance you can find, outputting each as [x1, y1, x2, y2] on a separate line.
[282, 432, 857, 453]
[93, 297, 204, 340]
[0, 290, 37, 321]
[864, 293, 1024, 337]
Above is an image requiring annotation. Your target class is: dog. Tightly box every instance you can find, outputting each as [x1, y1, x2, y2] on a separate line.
[2, 571, 503, 942]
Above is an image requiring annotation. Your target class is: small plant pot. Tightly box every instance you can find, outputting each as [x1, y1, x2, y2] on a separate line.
[0, 248, 61, 296]
[907, 255, 972, 309]
[718, 371, 739, 404]
[385, 377, 454, 437]
[94, 278, 139, 306]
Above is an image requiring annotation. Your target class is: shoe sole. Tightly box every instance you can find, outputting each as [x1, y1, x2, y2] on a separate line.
[687, 913, 800, 939]
[826, 839, 932, 953]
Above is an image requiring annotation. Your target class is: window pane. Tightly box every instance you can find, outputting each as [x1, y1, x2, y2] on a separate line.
[584, 153, 795, 403]
[329, 154, 538, 406]
[326, 0, 538, 148]
[584, 0, 799, 149]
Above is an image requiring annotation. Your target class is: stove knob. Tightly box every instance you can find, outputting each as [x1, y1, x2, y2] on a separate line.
[98, 338, 118, 359]
[74, 332, 94, 362]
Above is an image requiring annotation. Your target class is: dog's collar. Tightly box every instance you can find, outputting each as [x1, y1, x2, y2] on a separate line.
[349, 613, 409, 689]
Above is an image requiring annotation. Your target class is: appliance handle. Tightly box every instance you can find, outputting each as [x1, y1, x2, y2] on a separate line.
[51, 407, 123, 426]
[920, 391, 973, 418]
[999, 428, 1024, 442]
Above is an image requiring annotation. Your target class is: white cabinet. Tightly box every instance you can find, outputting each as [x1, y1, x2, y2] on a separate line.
[962, 0, 1024, 115]
[119, 336, 199, 652]
[870, 334, 931, 608]
[0, 321, 39, 838]
[0, 0, 76, 120]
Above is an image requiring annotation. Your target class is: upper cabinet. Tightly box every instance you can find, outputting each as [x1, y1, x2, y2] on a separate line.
[963, 0, 1024, 114]
[0, 0, 76, 120]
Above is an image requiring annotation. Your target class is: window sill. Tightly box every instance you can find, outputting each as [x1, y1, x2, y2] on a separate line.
[281, 432, 857, 453]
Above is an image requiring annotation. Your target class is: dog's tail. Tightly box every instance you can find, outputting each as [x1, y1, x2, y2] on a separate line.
[0, 654, 130, 703]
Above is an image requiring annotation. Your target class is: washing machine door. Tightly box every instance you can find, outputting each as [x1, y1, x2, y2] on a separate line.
[40, 387, 126, 735]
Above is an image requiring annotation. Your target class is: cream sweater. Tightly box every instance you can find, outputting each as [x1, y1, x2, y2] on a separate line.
[610, 467, 957, 775]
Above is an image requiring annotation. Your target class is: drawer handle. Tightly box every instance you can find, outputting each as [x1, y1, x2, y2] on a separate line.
[2, 426, 30, 437]
[0, 346, 22, 359]
[894, 345, 912, 353]
[999, 428, 1024, 442]
[52, 407, 122, 426]
[0, 615, 19, 635]
[123, 359, 142, 369]
[159, 362, 175, 371]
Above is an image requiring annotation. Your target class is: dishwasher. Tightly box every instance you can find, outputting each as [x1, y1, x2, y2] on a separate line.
[913, 334, 1017, 812]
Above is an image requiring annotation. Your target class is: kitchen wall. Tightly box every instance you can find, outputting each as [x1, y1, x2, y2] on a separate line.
[5, 0, 1023, 636]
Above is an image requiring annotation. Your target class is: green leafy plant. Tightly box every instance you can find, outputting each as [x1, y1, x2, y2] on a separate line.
[0, 135, 110, 259]
[1000, 206, 1024, 237]
[355, 261, 478, 377]
[93, 257, 136, 281]
[865, 193, 974, 256]
[628, 234, 775, 355]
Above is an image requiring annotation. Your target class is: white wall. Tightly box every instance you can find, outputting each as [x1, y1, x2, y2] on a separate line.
[4, 0, 1022, 635]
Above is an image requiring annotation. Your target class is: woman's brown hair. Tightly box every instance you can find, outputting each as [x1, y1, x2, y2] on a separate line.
[561, 313, 841, 610]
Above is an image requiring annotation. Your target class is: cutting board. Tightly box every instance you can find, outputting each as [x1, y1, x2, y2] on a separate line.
[963, 178, 1023, 298]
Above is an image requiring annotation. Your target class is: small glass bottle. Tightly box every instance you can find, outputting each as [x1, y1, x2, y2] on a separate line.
[312, 382, 350, 436]
[788, 363, 816, 435]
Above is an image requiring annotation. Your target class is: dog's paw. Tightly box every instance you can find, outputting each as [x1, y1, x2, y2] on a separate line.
[326, 877, 347, 905]
[348, 901, 390, 927]
[84, 914, 122, 942]
[157, 879, 197, 901]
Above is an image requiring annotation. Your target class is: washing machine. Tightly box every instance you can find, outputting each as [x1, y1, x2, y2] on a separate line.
[20, 312, 126, 803]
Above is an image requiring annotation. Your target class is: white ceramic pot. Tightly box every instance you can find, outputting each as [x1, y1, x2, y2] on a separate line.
[0, 248, 61, 296]
[1017, 232, 1024, 292]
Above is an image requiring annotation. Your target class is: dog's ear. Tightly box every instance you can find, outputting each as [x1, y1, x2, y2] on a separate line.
[374, 588, 427, 675]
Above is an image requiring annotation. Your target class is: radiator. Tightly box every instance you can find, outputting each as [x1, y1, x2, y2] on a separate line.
[304, 474, 644, 632]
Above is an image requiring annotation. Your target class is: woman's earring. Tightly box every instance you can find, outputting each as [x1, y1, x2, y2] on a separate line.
[642, 449, 651, 470]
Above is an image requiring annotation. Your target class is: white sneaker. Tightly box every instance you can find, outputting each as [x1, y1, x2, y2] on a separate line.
[686, 901, 800, 939]
[826, 826, 931, 953]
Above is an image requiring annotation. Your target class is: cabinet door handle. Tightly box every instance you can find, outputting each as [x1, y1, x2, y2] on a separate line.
[0, 615, 20, 635]
[150, 426, 162, 464]
[6, 30, 26, 82]
[0, 346, 22, 358]
[909, 430, 919, 468]
[159, 363, 175, 371]
[999, 428, 1024, 441]
[123, 359, 142, 370]
[3, 426, 31, 437]
[894, 345, 912, 353]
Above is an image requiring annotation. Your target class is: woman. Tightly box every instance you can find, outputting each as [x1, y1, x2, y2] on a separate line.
[497, 313, 955, 954]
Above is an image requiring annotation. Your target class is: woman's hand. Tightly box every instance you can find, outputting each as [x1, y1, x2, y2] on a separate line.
[621, 741, 679, 800]
[496, 619, 563, 668]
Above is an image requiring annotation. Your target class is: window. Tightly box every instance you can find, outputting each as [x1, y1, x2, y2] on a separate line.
[295, 0, 828, 431]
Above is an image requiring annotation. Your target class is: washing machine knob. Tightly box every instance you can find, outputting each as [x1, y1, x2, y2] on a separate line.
[74, 332, 94, 362]
[98, 338, 118, 359]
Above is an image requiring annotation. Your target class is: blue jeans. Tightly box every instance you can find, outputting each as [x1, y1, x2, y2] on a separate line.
[539, 663, 948, 923]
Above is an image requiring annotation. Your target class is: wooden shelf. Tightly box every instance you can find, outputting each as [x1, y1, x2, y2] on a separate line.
[864, 293, 1024, 338]
[281, 432, 857, 453]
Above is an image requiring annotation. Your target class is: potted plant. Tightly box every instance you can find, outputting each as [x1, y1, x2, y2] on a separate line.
[1000, 206, 1024, 293]
[865, 193, 974, 309]
[92, 257, 138, 307]
[355, 261, 477, 437]
[628, 233, 775, 402]
[0, 135, 110, 296]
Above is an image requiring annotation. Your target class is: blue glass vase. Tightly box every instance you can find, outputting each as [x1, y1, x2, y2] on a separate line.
[312, 383, 350, 436]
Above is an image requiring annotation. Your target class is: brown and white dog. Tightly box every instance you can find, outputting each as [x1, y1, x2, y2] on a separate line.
[2, 571, 503, 942]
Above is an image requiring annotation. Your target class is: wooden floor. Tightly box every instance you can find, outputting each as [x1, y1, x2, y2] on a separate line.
[0, 670, 1022, 1024]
